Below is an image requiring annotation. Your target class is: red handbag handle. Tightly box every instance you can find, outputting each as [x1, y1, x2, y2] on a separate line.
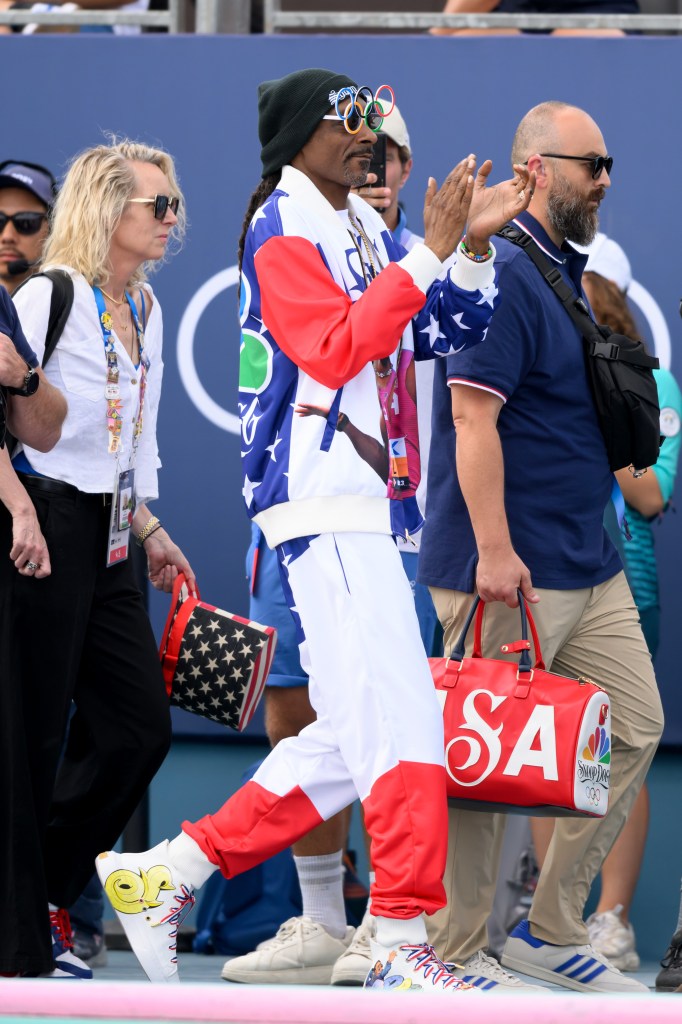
[448, 589, 545, 672]
[158, 572, 201, 693]
[473, 596, 546, 670]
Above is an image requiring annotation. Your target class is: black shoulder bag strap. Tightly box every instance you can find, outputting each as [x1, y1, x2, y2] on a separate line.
[12, 268, 75, 369]
[496, 223, 662, 474]
[496, 223, 658, 371]
[2, 269, 74, 452]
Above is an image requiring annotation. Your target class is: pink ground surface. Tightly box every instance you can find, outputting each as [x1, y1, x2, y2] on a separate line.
[0, 980, 680, 1023]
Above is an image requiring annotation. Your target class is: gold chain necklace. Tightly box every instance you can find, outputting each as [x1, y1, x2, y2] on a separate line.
[348, 215, 383, 286]
[110, 305, 131, 334]
[102, 290, 134, 348]
[100, 287, 126, 305]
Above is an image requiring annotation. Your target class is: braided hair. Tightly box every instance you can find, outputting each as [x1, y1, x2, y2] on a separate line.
[237, 174, 280, 296]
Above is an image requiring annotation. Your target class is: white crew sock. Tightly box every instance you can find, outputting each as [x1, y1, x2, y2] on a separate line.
[167, 831, 219, 889]
[375, 913, 428, 949]
[294, 851, 347, 939]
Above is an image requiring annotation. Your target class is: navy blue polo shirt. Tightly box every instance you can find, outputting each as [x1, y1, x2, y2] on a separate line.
[418, 211, 621, 593]
[0, 285, 38, 368]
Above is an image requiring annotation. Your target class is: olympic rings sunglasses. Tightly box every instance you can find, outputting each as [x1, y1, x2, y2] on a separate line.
[322, 84, 395, 135]
[0, 211, 47, 236]
[128, 194, 181, 220]
[539, 153, 614, 180]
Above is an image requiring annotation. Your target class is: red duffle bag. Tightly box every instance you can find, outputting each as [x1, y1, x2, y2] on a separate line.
[159, 573, 277, 731]
[430, 593, 611, 818]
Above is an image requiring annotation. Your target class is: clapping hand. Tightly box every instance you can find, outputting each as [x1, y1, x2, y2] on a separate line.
[423, 155, 478, 263]
[466, 161, 536, 252]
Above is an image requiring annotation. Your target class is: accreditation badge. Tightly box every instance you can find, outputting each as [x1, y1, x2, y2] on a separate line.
[106, 466, 136, 568]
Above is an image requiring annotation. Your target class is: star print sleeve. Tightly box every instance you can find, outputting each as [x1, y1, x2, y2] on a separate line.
[255, 234, 437, 390]
[411, 243, 500, 361]
[444, 254, 537, 400]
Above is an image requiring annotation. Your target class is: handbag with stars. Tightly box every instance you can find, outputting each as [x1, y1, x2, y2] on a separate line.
[159, 573, 277, 731]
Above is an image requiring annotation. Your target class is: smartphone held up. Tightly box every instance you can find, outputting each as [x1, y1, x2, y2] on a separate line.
[367, 133, 387, 192]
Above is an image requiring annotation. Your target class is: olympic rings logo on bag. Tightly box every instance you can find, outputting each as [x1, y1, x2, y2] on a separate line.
[585, 785, 601, 806]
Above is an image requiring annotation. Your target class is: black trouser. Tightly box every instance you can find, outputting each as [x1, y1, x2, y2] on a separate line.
[0, 477, 171, 974]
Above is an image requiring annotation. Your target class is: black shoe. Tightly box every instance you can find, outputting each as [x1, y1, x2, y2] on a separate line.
[655, 929, 682, 991]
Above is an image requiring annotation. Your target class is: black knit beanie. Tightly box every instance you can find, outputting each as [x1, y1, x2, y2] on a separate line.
[258, 68, 358, 179]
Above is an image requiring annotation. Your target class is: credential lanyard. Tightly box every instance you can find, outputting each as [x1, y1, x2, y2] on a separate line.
[92, 286, 149, 459]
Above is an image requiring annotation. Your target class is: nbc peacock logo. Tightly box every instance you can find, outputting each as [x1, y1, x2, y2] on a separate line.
[582, 726, 610, 765]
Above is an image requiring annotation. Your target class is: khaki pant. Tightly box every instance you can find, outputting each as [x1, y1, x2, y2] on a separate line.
[427, 572, 663, 960]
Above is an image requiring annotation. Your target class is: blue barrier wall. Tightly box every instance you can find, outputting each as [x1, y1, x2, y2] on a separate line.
[2, 34, 681, 743]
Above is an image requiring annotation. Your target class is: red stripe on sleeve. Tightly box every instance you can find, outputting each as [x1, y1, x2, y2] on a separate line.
[255, 235, 426, 390]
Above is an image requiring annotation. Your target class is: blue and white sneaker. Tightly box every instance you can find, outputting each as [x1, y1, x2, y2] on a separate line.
[49, 906, 93, 979]
[501, 920, 648, 993]
[455, 949, 545, 991]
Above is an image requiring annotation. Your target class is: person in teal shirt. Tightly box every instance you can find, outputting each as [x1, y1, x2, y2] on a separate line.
[580, 235, 681, 973]
[616, 367, 681, 656]
[581, 238, 682, 659]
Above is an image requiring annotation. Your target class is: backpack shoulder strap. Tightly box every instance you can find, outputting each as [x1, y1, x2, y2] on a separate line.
[13, 268, 75, 369]
[497, 223, 597, 333]
[496, 225, 658, 369]
[39, 269, 75, 368]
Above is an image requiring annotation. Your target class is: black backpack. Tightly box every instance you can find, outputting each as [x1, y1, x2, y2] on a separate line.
[497, 224, 661, 474]
[1, 269, 74, 452]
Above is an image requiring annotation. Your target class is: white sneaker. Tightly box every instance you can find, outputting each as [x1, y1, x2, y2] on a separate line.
[365, 938, 478, 993]
[455, 949, 546, 991]
[96, 840, 195, 983]
[502, 919, 648, 993]
[586, 905, 640, 971]
[331, 909, 374, 985]
[221, 916, 354, 984]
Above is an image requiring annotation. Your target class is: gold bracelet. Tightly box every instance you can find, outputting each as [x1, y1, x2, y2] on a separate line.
[136, 515, 161, 547]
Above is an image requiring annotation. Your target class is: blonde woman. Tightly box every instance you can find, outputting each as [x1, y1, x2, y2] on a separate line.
[0, 140, 194, 978]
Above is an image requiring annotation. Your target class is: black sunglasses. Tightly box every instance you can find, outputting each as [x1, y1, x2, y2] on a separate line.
[128, 194, 180, 221]
[539, 153, 614, 180]
[0, 211, 47, 236]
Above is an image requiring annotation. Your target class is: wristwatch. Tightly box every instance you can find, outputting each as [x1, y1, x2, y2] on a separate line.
[8, 364, 39, 397]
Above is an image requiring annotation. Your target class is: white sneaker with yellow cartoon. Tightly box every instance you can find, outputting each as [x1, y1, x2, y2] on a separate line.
[95, 840, 195, 983]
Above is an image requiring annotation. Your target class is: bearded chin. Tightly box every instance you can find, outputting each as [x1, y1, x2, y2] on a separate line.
[547, 183, 600, 246]
[344, 166, 368, 190]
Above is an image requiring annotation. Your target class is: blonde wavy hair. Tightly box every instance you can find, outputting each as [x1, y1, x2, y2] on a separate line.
[42, 138, 186, 288]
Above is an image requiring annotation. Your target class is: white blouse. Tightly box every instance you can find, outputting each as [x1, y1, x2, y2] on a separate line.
[13, 268, 164, 502]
